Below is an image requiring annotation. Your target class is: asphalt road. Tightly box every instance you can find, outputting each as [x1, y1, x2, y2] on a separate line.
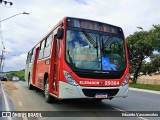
[0, 83, 5, 111]
[1, 81, 160, 120]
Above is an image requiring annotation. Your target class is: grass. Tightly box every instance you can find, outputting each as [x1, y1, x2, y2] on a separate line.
[5, 69, 25, 81]
[129, 83, 160, 91]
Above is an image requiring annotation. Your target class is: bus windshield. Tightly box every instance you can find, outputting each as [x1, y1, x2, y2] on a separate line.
[66, 30, 126, 71]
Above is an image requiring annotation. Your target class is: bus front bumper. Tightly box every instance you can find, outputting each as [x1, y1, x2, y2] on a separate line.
[58, 81, 128, 99]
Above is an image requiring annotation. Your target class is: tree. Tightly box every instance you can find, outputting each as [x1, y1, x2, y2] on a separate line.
[126, 30, 153, 83]
[148, 25, 160, 51]
[141, 25, 160, 75]
[141, 54, 160, 75]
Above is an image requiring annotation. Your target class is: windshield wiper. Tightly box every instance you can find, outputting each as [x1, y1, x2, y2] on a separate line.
[96, 36, 98, 58]
[102, 38, 105, 57]
[82, 30, 97, 48]
[104, 36, 110, 48]
[67, 49, 74, 66]
[82, 30, 99, 58]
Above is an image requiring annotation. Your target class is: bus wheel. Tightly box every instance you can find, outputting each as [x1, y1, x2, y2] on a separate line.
[28, 75, 33, 90]
[44, 79, 53, 103]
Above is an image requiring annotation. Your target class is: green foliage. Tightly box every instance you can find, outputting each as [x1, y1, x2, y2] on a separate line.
[130, 83, 160, 91]
[150, 54, 160, 73]
[127, 25, 160, 83]
[7, 69, 25, 81]
[141, 54, 160, 75]
[127, 30, 153, 83]
[148, 25, 160, 51]
[141, 62, 153, 75]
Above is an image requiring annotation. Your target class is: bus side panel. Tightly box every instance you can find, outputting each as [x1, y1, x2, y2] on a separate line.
[49, 33, 59, 95]
[35, 60, 47, 89]
[25, 62, 33, 84]
[32, 47, 40, 85]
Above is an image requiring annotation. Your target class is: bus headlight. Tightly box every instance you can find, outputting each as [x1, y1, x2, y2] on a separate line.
[121, 74, 129, 87]
[63, 70, 79, 86]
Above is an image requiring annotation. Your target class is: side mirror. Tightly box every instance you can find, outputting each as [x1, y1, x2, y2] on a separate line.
[57, 28, 64, 40]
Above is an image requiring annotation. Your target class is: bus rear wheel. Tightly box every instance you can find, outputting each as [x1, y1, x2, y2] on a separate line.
[44, 79, 54, 103]
[28, 75, 34, 90]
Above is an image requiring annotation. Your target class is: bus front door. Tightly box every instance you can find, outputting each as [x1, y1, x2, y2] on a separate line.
[50, 35, 59, 95]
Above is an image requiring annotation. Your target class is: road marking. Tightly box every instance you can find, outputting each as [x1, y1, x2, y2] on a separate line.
[0, 83, 12, 120]
[18, 101, 23, 107]
[113, 107, 124, 111]
[138, 117, 149, 120]
[113, 107, 148, 120]
[129, 88, 160, 94]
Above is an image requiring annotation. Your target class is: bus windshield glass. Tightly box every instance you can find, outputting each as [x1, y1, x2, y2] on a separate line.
[66, 30, 126, 71]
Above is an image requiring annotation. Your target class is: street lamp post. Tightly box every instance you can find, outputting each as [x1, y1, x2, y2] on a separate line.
[0, 12, 29, 23]
[0, 12, 29, 72]
[0, 49, 5, 72]
[0, 49, 7, 72]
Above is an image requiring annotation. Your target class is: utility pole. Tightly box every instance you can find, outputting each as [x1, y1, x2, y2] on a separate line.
[0, 21, 4, 73]
[0, 0, 12, 73]
[0, 49, 4, 72]
[0, 12, 29, 72]
[0, 1, 29, 72]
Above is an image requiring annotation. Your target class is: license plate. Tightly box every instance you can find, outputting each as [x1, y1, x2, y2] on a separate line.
[95, 93, 108, 98]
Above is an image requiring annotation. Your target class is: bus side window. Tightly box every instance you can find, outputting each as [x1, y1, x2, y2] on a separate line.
[31, 48, 35, 62]
[27, 50, 31, 63]
[38, 40, 45, 59]
[26, 52, 29, 64]
[43, 33, 53, 58]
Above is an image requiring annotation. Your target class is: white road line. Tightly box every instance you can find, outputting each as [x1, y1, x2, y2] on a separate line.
[113, 107, 148, 120]
[138, 117, 149, 120]
[129, 88, 160, 94]
[0, 83, 12, 120]
[113, 107, 124, 111]
[18, 101, 23, 107]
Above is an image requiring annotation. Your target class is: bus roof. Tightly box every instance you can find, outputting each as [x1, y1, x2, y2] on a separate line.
[28, 16, 123, 53]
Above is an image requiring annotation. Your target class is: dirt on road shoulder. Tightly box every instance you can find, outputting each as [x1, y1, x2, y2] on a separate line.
[1, 81, 18, 95]
[138, 75, 160, 85]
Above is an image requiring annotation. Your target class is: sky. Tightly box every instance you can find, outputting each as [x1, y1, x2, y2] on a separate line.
[0, 0, 160, 72]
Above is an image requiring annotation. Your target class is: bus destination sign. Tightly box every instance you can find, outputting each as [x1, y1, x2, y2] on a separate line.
[66, 18, 123, 35]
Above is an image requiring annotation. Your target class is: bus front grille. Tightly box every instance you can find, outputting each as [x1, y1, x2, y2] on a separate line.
[82, 88, 119, 97]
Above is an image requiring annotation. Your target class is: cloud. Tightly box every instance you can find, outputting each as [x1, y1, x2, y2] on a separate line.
[0, 0, 160, 71]
[3, 53, 27, 71]
[74, 0, 88, 5]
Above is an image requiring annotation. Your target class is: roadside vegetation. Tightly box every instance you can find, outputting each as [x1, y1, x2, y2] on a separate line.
[6, 69, 25, 81]
[127, 25, 160, 83]
[129, 83, 160, 91]
[127, 25, 160, 91]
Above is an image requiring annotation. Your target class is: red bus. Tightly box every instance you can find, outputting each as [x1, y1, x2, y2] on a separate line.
[25, 17, 129, 103]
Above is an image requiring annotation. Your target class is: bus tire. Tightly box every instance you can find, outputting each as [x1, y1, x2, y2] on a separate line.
[28, 75, 34, 90]
[44, 79, 53, 103]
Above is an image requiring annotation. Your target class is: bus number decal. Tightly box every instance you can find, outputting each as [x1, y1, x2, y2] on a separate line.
[105, 81, 119, 86]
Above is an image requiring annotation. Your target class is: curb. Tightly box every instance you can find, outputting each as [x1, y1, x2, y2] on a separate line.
[129, 87, 160, 94]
